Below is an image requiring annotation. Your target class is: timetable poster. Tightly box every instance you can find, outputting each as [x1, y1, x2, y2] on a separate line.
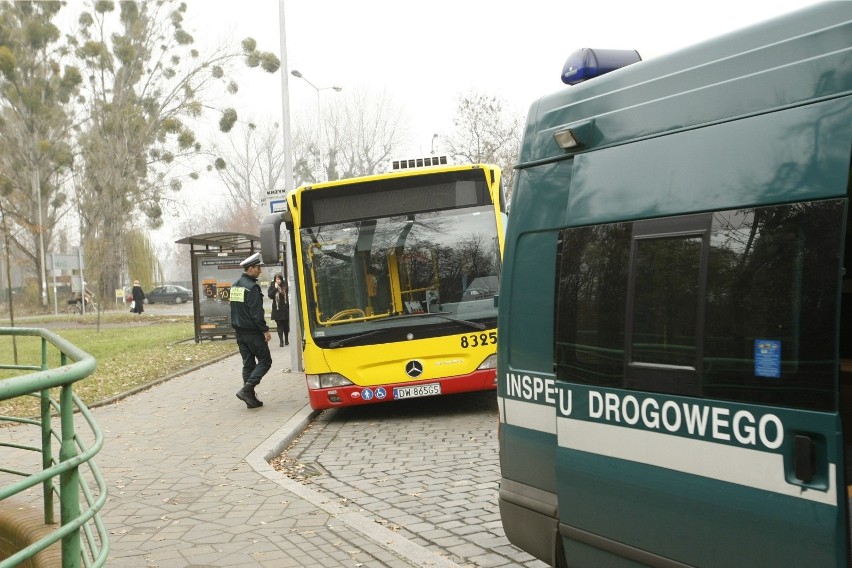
[196, 256, 243, 338]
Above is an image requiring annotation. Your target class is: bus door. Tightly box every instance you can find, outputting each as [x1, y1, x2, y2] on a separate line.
[552, 201, 849, 567]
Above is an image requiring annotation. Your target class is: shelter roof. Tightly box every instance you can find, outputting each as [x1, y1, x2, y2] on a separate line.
[175, 232, 260, 252]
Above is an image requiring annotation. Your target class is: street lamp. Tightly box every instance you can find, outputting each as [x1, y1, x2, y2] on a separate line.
[290, 69, 342, 181]
[278, 1, 300, 373]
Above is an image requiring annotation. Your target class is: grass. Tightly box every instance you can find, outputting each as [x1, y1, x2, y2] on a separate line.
[0, 313, 238, 418]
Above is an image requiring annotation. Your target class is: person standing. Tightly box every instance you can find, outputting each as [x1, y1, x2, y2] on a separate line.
[267, 273, 290, 347]
[131, 280, 145, 314]
[230, 252, 272, 409]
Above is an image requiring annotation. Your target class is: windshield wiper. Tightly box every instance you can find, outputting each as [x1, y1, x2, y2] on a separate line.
[425, 312, 487, 330]
[327, 329, 388, 348]
[374, 311, 487, 331]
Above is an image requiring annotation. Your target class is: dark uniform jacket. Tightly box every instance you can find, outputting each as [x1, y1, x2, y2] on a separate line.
[230, 273, 269, 335]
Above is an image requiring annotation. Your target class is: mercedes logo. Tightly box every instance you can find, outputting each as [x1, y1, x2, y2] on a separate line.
[405, 360, 423, 378]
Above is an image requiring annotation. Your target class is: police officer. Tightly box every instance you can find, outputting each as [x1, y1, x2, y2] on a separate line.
[231, 252, 272, 408]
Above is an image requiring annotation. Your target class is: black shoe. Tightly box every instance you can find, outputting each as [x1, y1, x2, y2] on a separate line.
[280, 340, 284, 347]
[236, 385, 263, 408]
[285, 341, 289, 345]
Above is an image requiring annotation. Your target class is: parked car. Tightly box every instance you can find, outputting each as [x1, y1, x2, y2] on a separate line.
[146, 285, 193, 304]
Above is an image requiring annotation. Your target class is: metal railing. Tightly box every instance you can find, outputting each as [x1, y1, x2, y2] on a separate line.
[0, 327, 108, 567]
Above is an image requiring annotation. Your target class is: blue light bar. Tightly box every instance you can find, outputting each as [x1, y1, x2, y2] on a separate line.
[561, 48, 641, 85]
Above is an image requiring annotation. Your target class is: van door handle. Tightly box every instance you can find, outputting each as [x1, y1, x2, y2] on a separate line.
[794, 434, 816, 483]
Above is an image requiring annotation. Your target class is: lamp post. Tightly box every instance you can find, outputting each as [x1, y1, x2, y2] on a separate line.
[290, 70, 342, 181]
[278, 1, 300, 372]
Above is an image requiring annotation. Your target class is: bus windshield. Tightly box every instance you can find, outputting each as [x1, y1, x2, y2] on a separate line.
[301, 204, 501, 337]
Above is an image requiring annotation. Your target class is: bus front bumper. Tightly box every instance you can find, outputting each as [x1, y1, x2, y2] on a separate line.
[306, 368, 497, 410]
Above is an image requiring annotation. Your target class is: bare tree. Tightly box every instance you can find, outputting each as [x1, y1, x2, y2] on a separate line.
[207, 119, 285, 215]
[290, 114, 320, 187]
[336, 87, 408, 179]
[124, 228, 164, 292]
[71, 0, 279, 298]
[293, 86, 409, 184]
[253, 122, 287, 207]
[171, 198, 259, 240]
[0, 1, 82, 307]
[442, 90, 523, 203]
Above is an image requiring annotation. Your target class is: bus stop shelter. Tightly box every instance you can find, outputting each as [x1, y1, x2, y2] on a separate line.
[175, 232, 260, 343]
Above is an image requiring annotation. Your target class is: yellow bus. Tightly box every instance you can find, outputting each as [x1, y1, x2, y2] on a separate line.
[261, 159, 506, 410]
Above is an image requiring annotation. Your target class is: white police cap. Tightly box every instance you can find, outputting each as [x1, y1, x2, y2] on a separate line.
[240, 252, 264, 268]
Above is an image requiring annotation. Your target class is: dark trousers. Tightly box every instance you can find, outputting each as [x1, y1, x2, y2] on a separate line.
[274, 320, 289, 344]
[236, 333, 272, 387]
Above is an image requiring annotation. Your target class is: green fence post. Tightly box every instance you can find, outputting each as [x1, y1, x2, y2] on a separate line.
[40, 337, 55, 525]
[0, 327, 107, 567]
[40, 389, 54, 525]
[59, 384, 81, 568]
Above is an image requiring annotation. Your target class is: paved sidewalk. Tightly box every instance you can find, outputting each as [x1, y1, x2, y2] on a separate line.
[26, 351, 462, 567]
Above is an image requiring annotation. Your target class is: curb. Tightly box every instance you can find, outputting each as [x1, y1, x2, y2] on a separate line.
[246, 405, 461, 568]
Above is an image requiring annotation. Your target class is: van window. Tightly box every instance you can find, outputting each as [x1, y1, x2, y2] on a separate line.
[703, 200, 844, 410]
[554, 199, 844, 411]
[554, 223, 630, 387]
[631, 235, 702, 367]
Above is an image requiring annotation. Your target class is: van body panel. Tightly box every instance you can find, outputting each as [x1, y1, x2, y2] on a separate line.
[498, 3, 852, 566]
[520, 3, 852, 166]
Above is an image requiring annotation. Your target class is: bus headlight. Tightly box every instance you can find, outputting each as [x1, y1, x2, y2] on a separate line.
[306, 373, 354, 389]
[477, 354, 497, 370]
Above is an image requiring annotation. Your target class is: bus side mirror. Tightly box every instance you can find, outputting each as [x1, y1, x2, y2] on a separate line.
[261, 212, 284, 264]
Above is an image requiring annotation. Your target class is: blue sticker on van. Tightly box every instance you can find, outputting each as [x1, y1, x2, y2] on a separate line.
[754, 340, 781, 378]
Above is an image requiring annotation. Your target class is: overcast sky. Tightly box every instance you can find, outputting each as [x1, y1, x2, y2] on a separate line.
[154, 0, 824, 262]
[188, 0, 824, 157]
